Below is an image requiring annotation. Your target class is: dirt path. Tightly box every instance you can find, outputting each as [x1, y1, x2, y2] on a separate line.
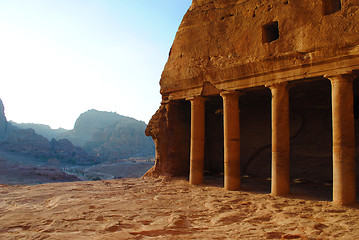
[0, 177, 358, 239]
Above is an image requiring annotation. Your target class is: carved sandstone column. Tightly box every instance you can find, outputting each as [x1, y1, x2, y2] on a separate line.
[328, 74, 356, 205]
[221, 91, 241, 190]
[189, 96, 206, 185]
[269, 82, 290, 196]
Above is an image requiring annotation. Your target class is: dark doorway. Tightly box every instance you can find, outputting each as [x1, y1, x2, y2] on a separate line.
[204, 96, 224, 175]
[289, 79, 332, 200]
[240, 87, 272, 192]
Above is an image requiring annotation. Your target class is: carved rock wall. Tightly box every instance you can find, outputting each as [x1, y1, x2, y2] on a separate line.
[146, 0, 359, 184]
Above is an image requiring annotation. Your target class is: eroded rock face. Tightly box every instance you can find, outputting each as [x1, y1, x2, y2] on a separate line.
[145, 103, 190, 177]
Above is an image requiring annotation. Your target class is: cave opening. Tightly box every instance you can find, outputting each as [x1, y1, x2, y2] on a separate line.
[322, 0, 341, 15]
[262, 21, 279, 43]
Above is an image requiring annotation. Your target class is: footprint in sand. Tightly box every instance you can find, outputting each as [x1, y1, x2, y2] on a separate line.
[246, 215, 272, 224]
[167, 214, 192, 228]
[41, 219, 55, 225]
[210, 211, 247, 225]
[266, 231, 285, 239]
[95, 215, 105, 221]
[271, 203, 286, 211]
[8, 225, 31, 232]
[324, 209, 346, 213]
[138, 220, 152, 225]
[281, 233, 306, 239]
[314, 223, 329, 231]
[103, 221, 122, 232]
[44, 196, 64, 208]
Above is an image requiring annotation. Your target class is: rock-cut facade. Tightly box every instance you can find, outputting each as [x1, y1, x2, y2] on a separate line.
[145, 0, 359, 206]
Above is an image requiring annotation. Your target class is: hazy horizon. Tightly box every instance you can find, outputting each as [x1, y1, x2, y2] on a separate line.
[0, 0, 191, 129]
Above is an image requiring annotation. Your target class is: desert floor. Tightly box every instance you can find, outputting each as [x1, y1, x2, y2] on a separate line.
[0, 176, 359, 240]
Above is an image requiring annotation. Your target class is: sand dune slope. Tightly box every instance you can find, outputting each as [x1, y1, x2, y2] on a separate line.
[0, 178, 359, 239]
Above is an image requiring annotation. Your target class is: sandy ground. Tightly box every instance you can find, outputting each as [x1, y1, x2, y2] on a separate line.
[1, 177, 359, 240]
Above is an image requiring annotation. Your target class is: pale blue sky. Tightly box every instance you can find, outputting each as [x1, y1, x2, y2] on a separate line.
[0, 0, 191, 129]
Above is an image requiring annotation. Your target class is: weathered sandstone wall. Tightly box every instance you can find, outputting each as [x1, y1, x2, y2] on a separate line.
[161, 0, 359, 99]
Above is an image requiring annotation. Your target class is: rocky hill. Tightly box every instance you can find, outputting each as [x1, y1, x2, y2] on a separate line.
[60, 110, 125, 147]
[84, 117, 155, 161]
[61, 109, 155, 162]
[0, 101, 154, 168]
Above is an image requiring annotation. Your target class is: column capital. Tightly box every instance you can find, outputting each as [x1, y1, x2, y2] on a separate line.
[265, 81, 288, 90]
[325, 72, 356, 83]
[186, 95, 207, 102]
[161, 94, 169, 103]
[161, 99, 178, 105]
[220, 90, 243, 98]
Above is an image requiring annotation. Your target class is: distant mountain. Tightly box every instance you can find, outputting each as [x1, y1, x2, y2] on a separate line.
[60, 110, 124, 147]
[1, 104, 154, 164]
[84, 117, 155, 161]
[61, 109, 155, 162]
[9, 122, 68, 140]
